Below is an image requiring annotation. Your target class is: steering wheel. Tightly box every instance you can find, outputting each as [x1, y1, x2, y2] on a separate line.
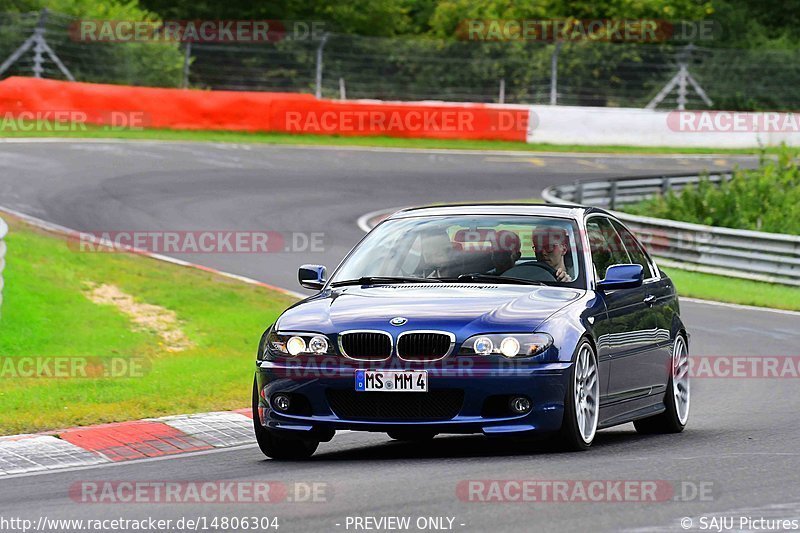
[501, 262, 559, 282]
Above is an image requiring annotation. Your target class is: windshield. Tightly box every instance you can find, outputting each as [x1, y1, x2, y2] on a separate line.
[331, 215, 586, 288]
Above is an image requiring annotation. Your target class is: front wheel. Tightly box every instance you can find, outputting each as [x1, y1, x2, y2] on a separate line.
[252, 377, 319, 460]
[554, 340, 599, 451]
[634, 335, 690, 434]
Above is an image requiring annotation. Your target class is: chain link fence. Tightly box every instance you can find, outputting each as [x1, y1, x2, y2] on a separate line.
[0, 10, 799, 110]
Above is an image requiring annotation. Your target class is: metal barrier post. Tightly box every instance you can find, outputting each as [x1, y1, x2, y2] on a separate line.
[609, 180, 618, 210]
[315, 33, 330, 99]
[181, 42, 192, 88]
[661, 176, 671, 195]
[549, 42, 561, 106]
[573, 180, 584, 204]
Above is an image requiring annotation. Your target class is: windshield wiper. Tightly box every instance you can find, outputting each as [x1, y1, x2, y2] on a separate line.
[330, 276, 440, 287]
[438, 274, 545, 286]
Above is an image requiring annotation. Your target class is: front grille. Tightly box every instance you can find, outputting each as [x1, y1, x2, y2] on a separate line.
[326, 389, 464, 420]
[339, 331, 392, 360]
[397, 332, 453, 360]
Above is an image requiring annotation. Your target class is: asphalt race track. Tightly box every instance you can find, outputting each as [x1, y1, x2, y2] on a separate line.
[1, 140, 799, 532]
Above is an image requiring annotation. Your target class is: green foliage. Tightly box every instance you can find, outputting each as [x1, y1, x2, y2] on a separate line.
[0, 0, 154, 18]
[623, 146, 800, 234]
[1, 0, 797, 107]
[426, 0, 712, 37]
[0, 0, 183, 87]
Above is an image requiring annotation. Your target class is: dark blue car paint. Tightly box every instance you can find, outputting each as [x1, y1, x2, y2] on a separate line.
[254, 205, 687, 439]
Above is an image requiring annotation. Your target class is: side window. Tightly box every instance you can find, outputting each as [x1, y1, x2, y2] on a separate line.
[611, 220, 656, 280]
[586, 217, 630, 280]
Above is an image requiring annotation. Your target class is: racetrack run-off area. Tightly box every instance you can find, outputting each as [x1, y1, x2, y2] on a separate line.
[1, 140, 799, 531]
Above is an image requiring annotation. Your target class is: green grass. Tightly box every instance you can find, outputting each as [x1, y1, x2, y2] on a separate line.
[0, 124, 776, 155]
[662, 267, 800, 311]
[0, 215, 297, 435]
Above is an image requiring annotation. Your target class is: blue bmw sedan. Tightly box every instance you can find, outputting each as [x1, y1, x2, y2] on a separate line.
[253, 204, 690, 458]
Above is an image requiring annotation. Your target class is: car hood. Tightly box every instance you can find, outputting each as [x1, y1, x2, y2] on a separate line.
[277, 284, 584, 336]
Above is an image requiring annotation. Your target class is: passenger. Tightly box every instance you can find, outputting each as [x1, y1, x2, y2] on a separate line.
[532, 226, 574, 282]
[489, 230, 522, 275]
[419, 231, 457, 278]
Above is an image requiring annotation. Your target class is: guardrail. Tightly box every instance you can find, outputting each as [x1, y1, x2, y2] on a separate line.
[542, 173, 800, 287]
[0, 215, 6, 313]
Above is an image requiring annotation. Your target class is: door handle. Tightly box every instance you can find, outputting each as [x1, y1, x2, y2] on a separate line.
[643, 295, 656, 305]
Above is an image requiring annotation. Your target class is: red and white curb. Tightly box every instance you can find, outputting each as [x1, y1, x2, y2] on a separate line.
[0, 409, 253, 476]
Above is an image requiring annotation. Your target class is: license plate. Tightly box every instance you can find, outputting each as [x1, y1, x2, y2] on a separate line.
[355, 370, 428, 392]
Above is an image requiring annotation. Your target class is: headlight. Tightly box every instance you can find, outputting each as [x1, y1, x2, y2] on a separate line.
[473, 337, 494, 355]
[459, 333, 553, 359]
[500, 337, 521, 358]
[286, 336, 306, 356]
[264, 330, 335, 359]
[308, 335, 329, 354]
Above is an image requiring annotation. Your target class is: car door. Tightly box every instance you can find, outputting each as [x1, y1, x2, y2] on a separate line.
[585, 216, 639, 403]
[587, 216, 655, 404]
[603, 219, 667, 402]
[612, 220, 675, 395]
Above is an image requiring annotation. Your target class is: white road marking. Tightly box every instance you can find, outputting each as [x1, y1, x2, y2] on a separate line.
[0, 443, 261, 481]
[0, 137, 759, 160]
[0, 435, 108, 475]
[159, 412, 254, 448]
[0, 429, 355, 480]
[682, 297, 800, 317]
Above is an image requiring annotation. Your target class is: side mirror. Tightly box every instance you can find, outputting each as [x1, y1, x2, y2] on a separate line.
[597, 264, 643, 291]
[299, 264, 327, 290]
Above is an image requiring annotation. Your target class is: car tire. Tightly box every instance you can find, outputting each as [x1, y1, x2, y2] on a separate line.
[634, 334, 690, 434]
[554, 339, 599, 451]
[252, 377, 319, 460]
[387, 431, 437, 441]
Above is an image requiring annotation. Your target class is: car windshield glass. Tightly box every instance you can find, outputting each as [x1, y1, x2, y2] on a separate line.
[330, 215, 586, 288]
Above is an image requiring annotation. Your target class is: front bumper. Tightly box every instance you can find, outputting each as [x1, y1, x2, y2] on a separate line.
[255, 359, 572, 438]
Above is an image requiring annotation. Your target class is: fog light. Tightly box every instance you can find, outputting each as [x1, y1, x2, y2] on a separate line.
[272, 394, 291, 412]
[510, 396, 531, 414]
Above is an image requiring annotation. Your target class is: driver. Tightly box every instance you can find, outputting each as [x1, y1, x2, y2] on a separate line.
[532, 226, 573, 282]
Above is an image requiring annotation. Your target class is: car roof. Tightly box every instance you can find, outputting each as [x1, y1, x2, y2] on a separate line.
[386, 203, 611, 220]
